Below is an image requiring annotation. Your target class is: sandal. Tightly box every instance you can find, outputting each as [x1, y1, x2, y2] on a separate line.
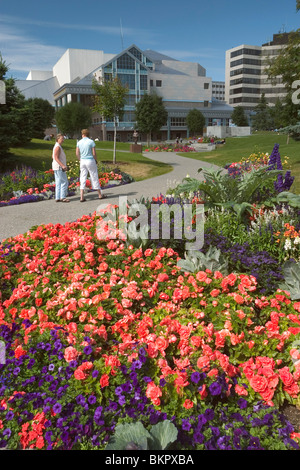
[56, 199, 62, 202]
[99, 194, 106, 199]
[80, 199, 86, 202]
[61, 198, 70, 203]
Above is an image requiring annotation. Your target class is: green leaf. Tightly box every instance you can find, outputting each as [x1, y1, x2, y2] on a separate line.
[279, 260, 300, 300]
[105, 422, 151, 450]
[149, 420, 178, 450]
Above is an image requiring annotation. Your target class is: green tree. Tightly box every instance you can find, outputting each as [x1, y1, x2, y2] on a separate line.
[92, 76, 128, 164]
[135, 93, 168, 146]
[186, 108, 205, 136]
[251, 93, 274, 130]
[270, 97, 293, 129]
[279, 110, 300, 143]
[0, 54, 31, 162]
[267, 30, 300, 124]
[231, 106, 248, 126]
[26, 98, 55, 139]
[55, 101, 92, 139]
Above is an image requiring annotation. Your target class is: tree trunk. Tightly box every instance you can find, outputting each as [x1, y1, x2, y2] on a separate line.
[113, 119, 117, 164]
[287, 133, 290, 145]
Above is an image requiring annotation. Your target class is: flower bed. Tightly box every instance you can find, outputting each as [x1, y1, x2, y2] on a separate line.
[0, 144, 300, 450]
[144, 143, 195, 153]
[0, 163, 133, 207]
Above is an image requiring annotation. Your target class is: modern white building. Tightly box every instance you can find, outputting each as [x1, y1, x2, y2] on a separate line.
[225, 33, 289, 114]
[17, 45, 233, 141]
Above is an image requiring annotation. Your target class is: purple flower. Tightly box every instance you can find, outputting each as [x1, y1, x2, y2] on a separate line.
[6, 411, 14, 420]
[83, 345, 93, 355]
[190, 372, 201, 384]
[181, 419, 191, 431]
[53, 402, 62, 414]
[209, 382, 222, 396]
[237, 398, 248, 409]
[88, 395, 97, 405]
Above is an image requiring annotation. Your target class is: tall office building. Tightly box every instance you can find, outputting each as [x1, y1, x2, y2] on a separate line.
[225, 33, 290, 114]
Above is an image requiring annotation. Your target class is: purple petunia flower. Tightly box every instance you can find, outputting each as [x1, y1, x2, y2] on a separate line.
[209, 382, 222, 396]
[190, 372, 201, 384]
[237, 398, 248, 409]
[88, 395, 97, 405]
[53, 402, 62, 414]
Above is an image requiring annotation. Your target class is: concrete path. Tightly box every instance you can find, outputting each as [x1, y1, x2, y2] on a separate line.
[0, 152, 219, 242]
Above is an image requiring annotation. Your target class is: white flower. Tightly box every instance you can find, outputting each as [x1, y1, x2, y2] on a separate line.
[284, 238, 292, 251]
[294, 236, 300, 245]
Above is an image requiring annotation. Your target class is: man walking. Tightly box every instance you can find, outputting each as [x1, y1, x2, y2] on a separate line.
[76, 129, 104, 202]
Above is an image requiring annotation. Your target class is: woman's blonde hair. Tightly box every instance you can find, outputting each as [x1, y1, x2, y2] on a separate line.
[56, 133, 64, 141]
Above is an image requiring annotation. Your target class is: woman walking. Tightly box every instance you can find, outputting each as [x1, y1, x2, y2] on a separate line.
[52, 134, 70, 202]
[76, 129, 104, 202]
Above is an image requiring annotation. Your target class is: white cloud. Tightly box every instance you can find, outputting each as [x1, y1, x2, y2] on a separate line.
[0, 23, 65, 76]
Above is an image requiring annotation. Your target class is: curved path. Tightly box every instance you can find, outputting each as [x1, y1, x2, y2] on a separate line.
[0, 152, 219, 242]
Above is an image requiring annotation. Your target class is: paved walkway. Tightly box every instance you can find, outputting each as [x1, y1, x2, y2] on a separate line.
[0, 152, 219, 242]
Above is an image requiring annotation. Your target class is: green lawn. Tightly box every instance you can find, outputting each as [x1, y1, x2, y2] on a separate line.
[179, 131, 300, 194]
[6, 139, 173, 182]
[4, 133, 300, 193]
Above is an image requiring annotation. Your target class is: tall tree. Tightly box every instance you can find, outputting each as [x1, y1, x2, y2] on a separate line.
[135, 93, 168, 146]
[269, 98, 286, 129]
[251, 93, 274, 130]
[0, 53, 31, 161]
[186, 108, 205, 136]
[92, 76, 128, 164]
[231, 106, 248, 126]
[55, 101, 92, 139]
[26, 98, 55, 139]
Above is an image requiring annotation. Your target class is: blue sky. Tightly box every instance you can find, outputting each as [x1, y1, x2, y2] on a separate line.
[0, 0, 299, 82]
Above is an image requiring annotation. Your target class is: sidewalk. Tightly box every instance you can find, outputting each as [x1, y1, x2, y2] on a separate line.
[0, 152, 219, 241]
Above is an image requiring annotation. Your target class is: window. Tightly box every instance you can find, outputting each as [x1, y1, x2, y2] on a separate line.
[150, 79, 153, 87]
[129, 47, 142, 61]
[204, 83, 209, 89]
[119, 74, 135, 90]
[204, 101, 209, 107]
[156, 80, 162, 87]
[117, 53, 135, 70]
[170, 117, 186, 126]
[140, 75, 148, 90]
[231, 48, 261, 58]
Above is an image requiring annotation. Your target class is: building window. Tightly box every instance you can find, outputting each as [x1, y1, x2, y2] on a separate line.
[140, 75, 148, 90]
[117, 53, 136, 70]
[204, 101, 209, 107]
[204, 83, 209, 89]
[231, 58, 261, 68]
[119, 73, 135, 89]
[170, 117, 186, 126]
[128, 47, 142, 62]
[231, 48, 261, 58]
[150, 79, 153, 87]
[156, 80, 162, 87]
